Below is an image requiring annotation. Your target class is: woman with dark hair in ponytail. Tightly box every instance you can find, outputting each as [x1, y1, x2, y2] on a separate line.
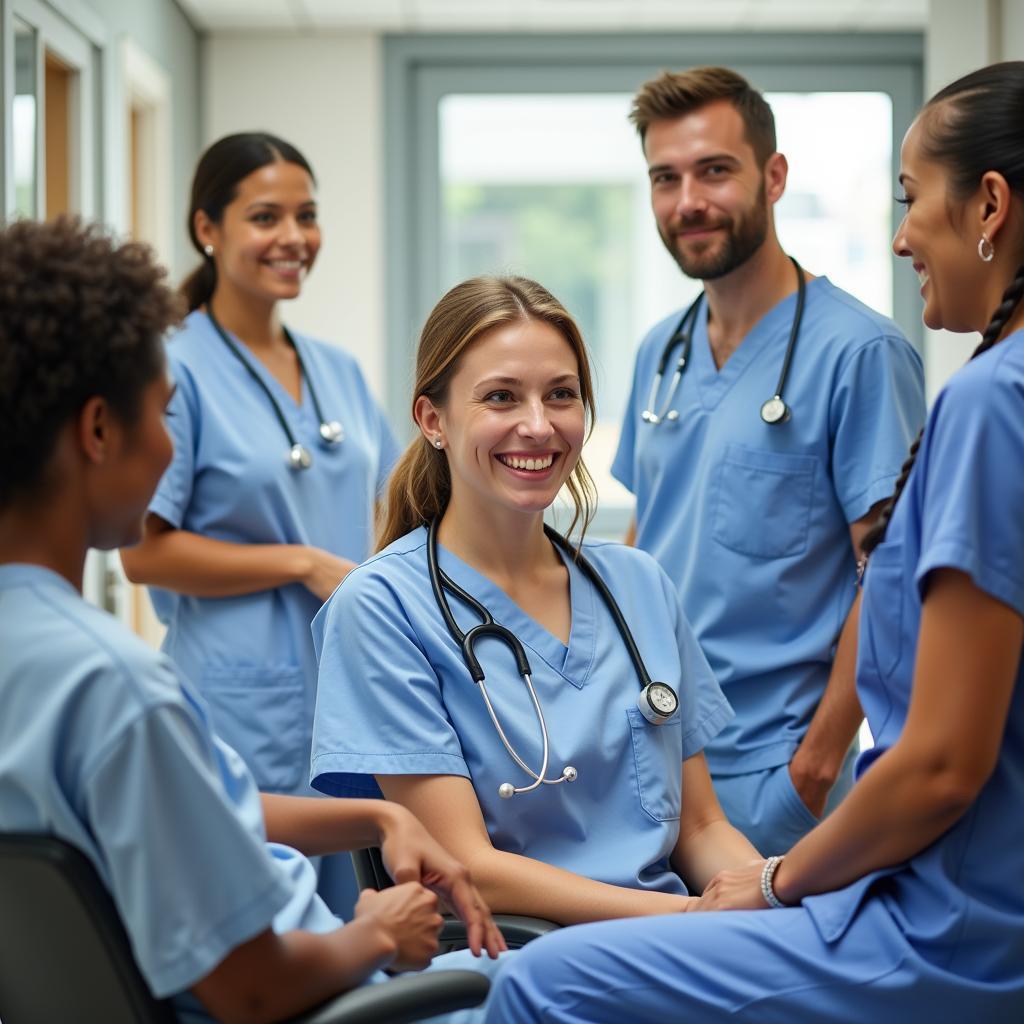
[121, 133, 397, 916]
[480, 62, 1024, 1023]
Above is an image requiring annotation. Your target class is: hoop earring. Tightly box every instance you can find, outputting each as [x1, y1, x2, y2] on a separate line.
[978, 235, 995, 262]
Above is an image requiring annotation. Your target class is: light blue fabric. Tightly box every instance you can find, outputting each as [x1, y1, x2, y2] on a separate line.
[0, 563, 505, 1024]
[0, 564, 338, 1015]
[612, 278, 925, 848]
[149, 310, 399, 796]
[311, 529, 732, 895]
[482, 332, 1024, 1023]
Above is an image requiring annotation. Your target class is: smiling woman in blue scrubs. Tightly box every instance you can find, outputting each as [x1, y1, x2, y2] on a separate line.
[311, 276, 760, 925]
[481, 62, 1024, 1022]
[121, 134, 397, 913]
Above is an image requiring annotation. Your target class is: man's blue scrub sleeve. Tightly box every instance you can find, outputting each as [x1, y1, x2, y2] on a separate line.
[913, 350, 1024, 616]
[311, 575, 471, 797]
[829, 334, 926, 522]
[149, 372, 197, 529]
[83, 697, 294, 998]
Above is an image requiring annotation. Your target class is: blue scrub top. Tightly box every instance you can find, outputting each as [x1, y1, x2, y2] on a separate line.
[801, 331, 1024, 980]
[310, 529, 733, 895]
[613, 278, 925, 776]
[0, 564, 340, 1020]
[149, 311, 399, 794]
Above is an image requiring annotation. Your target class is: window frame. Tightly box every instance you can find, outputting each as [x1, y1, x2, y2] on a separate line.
[384, 33, 923, 536]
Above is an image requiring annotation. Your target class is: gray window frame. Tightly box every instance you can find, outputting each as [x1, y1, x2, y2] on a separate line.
[384, 32, 924, 534]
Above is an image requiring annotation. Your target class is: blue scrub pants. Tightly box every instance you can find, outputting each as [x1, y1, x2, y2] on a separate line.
[714, 745, 857, 856]
[481, 905, 1014, 1024]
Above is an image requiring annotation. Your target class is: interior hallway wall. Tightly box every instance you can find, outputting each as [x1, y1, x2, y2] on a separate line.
[202, 33, 386, 399]
[923, 0, 1024, 400]
[85, 0, 203, 276]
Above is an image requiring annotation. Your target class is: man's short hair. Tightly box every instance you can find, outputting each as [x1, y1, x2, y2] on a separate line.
[630, 66, 777, 164]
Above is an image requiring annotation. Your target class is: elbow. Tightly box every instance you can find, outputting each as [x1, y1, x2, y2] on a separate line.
[909, 750, 992, 823]
[118, 547, 147, 585]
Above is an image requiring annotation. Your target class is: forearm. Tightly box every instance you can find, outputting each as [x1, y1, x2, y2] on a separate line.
[193, 920, 396, 1024]
[792, 592, 864, 787]
[261, 794, 393, 857]
[121, 527, 309, 598]
[465, 846, 693, 925]
[774, 740, 974, 905]
[672, 819, 760, 893]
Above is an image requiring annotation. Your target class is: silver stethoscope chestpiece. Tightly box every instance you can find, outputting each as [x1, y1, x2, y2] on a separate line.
[320, 420, 344, 445]
[288, 443, 313, 470]
[637, 682, 679, 725]
[499, 764, 577, 799]
[760, 396, 790, 425]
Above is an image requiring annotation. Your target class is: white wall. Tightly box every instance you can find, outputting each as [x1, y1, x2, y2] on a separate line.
[922, 0, 1024, 400]
[202, 33, 386, 398]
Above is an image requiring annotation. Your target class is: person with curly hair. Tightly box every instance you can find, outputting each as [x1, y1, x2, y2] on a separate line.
[120, 133, 399, 915]
[0, 216, 504, 1023]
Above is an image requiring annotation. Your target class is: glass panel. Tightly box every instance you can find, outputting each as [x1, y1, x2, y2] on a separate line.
[13, 18, 38, 218]
[439, 92, 893, 515]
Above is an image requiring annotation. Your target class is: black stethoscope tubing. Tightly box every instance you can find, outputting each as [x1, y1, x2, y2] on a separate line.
[427, 516, 678, 798]
[643, 255, 806, 427]
[206, 307, 343, 469]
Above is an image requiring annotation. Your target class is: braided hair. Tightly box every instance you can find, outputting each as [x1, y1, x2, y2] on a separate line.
[860, 63, 1024, 558]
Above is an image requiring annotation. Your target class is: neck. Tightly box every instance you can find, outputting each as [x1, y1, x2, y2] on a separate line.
[0, 497, 88, 592]
[438, 495, 556, 585]
[208, 285, 283, 351]
[703, 238, 801, 362]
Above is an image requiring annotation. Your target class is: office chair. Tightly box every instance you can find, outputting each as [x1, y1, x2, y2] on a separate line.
[351, 846, 558, 952]
[0, 833, 490, 1024]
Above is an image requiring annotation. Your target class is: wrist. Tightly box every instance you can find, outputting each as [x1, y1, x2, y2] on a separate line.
[282, 544, 313, 585]
[345, 915, 398, 971]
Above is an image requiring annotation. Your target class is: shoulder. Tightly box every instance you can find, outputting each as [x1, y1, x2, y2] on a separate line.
[164, 310, 215, 366]
[578, 537, 672, 592]
[329, 528, 428, 610]
[933, 333, 1024, 426]
[290, 329, 363, 376]
[809, 279, 915, 353]
[636, 306, 687, 359]
[0, 574, 188, 722]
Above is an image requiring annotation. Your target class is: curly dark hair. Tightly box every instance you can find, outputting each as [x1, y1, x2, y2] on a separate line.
[0, 216, 183, 510]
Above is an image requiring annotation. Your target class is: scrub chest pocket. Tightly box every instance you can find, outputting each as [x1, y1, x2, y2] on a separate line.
[627, 708, 683, 821]
[201, 666, 307, 792]
[712, 444, 817, 559]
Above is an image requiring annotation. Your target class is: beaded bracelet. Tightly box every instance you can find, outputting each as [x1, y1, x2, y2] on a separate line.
[760, 855, 788, 908]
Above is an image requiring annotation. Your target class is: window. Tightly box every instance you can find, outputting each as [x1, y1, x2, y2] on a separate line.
[385, 33, 923, 536]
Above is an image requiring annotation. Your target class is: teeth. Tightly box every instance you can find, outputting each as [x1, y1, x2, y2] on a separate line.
[499, 454, 554, 471]
[269, 260, 302, 269]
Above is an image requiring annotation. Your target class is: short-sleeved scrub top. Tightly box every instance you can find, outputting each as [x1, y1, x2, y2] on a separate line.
[149, 310, 399, 795]
[612, 278, 926, 780]
[0, 564, 340, 1023]
[310, 529, 733, 896]
[480, 333, 1024, 1024]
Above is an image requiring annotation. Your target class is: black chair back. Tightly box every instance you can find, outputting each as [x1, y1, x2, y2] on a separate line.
[0, 832, 176, 1024]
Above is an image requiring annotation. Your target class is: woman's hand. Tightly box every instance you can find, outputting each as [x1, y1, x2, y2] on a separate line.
[352, 884, 444, 971]
[695, 860, 770, 912]
[378, 804, 507, 958]
[301, 547, 357, 602]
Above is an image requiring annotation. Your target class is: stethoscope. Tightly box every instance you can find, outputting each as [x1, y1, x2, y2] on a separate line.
[427, 516, 680, 799]
[642, 256, 806, 427]
[207, 308, 344, 470]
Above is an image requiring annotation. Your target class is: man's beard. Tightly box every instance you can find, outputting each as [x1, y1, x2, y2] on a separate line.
[660, 191, 769, 281]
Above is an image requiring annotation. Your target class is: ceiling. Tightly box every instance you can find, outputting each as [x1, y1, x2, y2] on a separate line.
[176, 0, 928, 33]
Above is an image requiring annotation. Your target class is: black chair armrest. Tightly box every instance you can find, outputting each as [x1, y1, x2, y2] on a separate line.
[441, 914, 558, 950]
[284, 970, 490, 1024]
